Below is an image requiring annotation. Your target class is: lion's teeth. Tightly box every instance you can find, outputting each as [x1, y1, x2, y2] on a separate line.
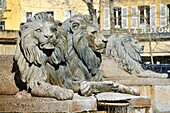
[41, 43, 54, 49]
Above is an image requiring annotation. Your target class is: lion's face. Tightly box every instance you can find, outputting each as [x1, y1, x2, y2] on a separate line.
[19, 12, 66, 65]
[33, 20, 59, 50]
[125, 35, 144, 53]
[86, 25, 107, 53]
[64, 15, 107, 53]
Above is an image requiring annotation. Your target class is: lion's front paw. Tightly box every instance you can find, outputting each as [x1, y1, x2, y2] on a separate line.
[118, 85, 140, 96]
[139, 70, 168, 79]
[129, 87, 140, 96]
[79, 81, 92, 96]
[55, 88, 74, 100]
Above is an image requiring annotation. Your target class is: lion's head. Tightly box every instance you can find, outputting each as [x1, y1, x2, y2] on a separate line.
[15, 12, 66, 66]
[106, 34, 144, 74]
[62, 14, 107, 53]
[14, 12, 67, 88]
[59, 14, 106, 81]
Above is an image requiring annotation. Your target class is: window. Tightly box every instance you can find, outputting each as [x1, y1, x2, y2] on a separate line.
[25, 12, 32, 22]
[66, 0, 69, 6]
[131, 6, 138, 28]
[138, 5, 150, 27]
[64, 10, 74, 20]
[113, 7, 121, 28]
[46, 11, 54, 17]
[103, 7, 110, 30]
[160, 4, 167, 27]
[167, 4, 170, 24]
[121, 7, 128, 29]
[0, 0, 5, 7]
[0, 21, 5, 30]
[150, 5, 156, 27]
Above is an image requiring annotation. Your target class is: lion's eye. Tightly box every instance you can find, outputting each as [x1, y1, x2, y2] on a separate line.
[35, 28, 42, 32]
[91, 31, 97, 35]
[135, 41, 138, 44]
[51, 28, 57, 32]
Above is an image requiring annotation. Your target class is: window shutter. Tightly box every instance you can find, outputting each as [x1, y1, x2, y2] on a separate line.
[150, 5, 156, 27]
[122, 7, 128, 29]
[24, 12, 32, 22]
[0, 21, 5, 30]
[64, 10, 71, 20]
[103, 7, 110, 30]
[71, 11, 75, 17]
[131, 6, 138, 28]
[160, 4, 167, 27]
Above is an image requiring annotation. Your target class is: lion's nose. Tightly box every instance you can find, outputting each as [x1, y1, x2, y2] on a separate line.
[142, 45, 144, 50]
[44, 34, 53, 39]
[102, 36, 108, 43]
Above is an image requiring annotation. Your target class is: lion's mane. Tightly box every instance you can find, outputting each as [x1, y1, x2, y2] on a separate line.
[106, 34, 144, 74]
[61, 14, 105, 83]
[13, 12, 66, 91]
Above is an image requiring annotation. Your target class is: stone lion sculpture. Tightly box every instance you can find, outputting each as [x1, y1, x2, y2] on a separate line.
[13, 12, 74, 100]
[106, 34, 168, 78]
[60, 14, 140, 96]
[13, 12, 140, 100]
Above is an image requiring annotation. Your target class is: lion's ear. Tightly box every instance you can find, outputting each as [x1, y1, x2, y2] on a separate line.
[19, 23, 26, 37]
[122, 36, 131, 46]
[56, 20, 62, 26]
[20, 23, 29, 32]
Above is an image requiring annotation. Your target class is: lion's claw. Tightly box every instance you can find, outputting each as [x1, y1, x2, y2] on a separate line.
[55, 88, 74, 100]
[79, 81, 92, 96]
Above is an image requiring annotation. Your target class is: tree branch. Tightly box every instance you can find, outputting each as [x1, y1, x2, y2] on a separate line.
[83, 0, 99, 29]
[0, 0, 6, 21]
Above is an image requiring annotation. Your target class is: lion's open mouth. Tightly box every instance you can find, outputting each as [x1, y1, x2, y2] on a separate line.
[40, 42, 55, 50]
[40, 42, 55, 57]
[95, 44, 106, 53]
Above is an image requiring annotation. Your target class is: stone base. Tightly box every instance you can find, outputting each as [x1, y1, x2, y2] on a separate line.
[0, 92, 151, 112]
[0, 55, 18, 94]
[104, 77, 170, 113]
[101, 55, 170, 113]
[0, 93, 97, 112]
[96, 92, 151, 113]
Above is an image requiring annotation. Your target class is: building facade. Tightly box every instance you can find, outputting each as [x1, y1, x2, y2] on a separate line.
[0, 0, 100, 55]
[100, 0, 170, 31]
[100, 0, 170, 64]
[1, 0, 100, 30]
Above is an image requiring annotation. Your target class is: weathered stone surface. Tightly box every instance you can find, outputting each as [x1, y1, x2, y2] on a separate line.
[105, 77, 170, 86]
[0, 93, 97, 112]
[101, 55, 170, 86]
[96, 92, 151, 113]
[0, 55, 18, 94]
[105, 34, 168, 78]
[95, 92, 151, 107]
[152, 86, 170, 113]
[101, 55, 130, 78]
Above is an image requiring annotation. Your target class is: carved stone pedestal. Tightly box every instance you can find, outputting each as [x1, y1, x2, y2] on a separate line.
[0, 93, 97, 112]
[102, 55, 170, 113]
[0, 93, 151, 113]
[96, 92, 151, 113]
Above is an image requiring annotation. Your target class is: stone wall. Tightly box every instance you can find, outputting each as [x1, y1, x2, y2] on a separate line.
[0, 30, 17, 55]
